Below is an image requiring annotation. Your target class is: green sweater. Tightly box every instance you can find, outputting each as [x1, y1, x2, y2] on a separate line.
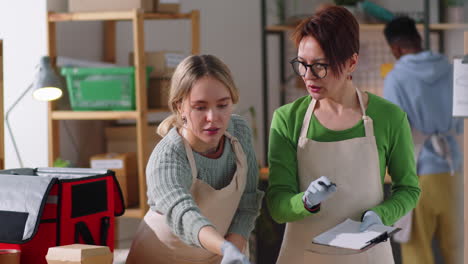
[146, 115, 264, 247]
[266, 93, 421, 226]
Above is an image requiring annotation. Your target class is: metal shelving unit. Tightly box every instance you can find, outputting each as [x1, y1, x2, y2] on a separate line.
[260, 0, 468, 165]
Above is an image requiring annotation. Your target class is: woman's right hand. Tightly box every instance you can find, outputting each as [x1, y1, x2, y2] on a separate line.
[302, 176, 337, 208]
[220, 241, 250, 264]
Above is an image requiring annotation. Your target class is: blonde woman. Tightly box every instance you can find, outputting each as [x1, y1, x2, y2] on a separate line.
[126, 54, 263, 264]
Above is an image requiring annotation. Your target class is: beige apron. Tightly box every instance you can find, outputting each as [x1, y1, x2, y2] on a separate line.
[276, 88, 394, 264]
[126, 131, 247, 264]
[393, 128, 458, 243]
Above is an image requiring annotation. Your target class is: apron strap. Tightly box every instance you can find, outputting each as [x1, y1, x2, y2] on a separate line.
[355, 87, 374, 138]
[182, 130, 248, 183]
[182, 135, 198, 180]
[224, 131, 248, 188]
[299, 98, 318, 139]
[300, 88, 374, 139]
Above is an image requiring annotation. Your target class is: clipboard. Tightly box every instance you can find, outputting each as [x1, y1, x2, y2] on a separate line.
[309, 219, 401, 255]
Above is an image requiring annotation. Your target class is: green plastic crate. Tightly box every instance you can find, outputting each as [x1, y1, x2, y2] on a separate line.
[61, 67, 152, 111]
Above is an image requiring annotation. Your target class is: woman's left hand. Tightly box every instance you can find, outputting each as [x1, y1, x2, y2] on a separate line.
[221, 241, 251, 264]
[359, 210, 383, 231]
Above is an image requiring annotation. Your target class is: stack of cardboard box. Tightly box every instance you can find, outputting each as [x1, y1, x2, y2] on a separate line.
[89, 125, 162, 208]
[90, 153, 138, 207]
[130, 51, 187, 108]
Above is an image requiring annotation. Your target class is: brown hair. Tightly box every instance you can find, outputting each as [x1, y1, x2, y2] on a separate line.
[157, 54, 239, 137]
[292, 6, 359, 76]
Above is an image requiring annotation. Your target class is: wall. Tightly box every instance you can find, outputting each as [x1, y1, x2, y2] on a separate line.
[0, 0, 48, 168]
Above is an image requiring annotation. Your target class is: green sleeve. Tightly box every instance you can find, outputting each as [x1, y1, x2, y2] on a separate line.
[371, 114, 421, 225]
[266, 110, 316, 224]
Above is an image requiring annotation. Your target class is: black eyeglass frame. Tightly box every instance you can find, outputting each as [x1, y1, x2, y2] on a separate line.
[290, 58, 329, 79]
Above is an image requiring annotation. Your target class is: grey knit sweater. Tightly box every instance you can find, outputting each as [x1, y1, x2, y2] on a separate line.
[146, 115, 264, 247]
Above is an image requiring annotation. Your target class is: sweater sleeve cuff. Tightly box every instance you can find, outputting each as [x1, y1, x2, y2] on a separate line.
[227, 213, 254, 240]
[192, 219, 214, 248]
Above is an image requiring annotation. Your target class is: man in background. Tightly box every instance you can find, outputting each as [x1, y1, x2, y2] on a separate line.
[383, 16, 463, 264]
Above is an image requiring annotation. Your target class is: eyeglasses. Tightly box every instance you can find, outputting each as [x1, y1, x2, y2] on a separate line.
[290, 58, 328, 79]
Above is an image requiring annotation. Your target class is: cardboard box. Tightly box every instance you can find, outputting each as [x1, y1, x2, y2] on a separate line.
[90, 153, 138, 207]
[0, 250, 20, 264]
[148, 77, 170, 108]
[154, 0, 180, 13]
[46, 244, 112, 264]
[105, 125, 162, 157]
[129, 51, 186, 78]
[69, 0, 154, 12]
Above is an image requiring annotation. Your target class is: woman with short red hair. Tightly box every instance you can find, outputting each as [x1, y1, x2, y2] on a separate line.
[266, 6, 420, 264]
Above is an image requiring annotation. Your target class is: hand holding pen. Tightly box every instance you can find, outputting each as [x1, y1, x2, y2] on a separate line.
[303, 176, 337, 208]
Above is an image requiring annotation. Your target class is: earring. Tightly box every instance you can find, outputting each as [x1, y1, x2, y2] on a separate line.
[181, 116, 187, 125]
[347, 74, 353, 80]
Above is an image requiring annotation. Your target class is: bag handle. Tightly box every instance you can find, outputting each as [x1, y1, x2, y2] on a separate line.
[74, 217, 110, 246]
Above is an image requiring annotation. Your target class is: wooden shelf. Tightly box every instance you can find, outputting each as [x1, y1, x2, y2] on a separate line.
[430, 23, 468, 30]
[49, 11, 194, 22]
[148, 108, 171, 113]
[265, 25, 296, 32]
[51, 110, 139, 120]
[51, 108, 170, 120]
[47, 9, 200, 218]
[143, 13, 192, 20]
[266, 23, 468, 32]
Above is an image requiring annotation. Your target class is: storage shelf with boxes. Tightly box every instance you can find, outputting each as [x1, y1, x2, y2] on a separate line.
[47, 8, 199, 218]
[130, 51, 187, 109]
[68, 0, 180, 14]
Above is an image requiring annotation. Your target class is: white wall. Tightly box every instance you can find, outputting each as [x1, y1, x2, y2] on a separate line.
[0, 0, 48, 168]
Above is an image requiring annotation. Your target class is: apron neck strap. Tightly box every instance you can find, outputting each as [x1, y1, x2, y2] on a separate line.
[182, 130, 247, 181]
[182, 135, 199, 180]
[299, 87, 374, 139]
[299, 98, 317, 139]
[356, 88, 374, 137]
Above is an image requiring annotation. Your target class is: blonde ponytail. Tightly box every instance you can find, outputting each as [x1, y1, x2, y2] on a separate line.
[157, 114, 179, 137]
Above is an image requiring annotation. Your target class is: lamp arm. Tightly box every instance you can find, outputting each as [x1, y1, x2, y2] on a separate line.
[5, 82, 34, 167]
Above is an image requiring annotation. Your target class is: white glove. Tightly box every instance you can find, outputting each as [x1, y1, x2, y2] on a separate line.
[221, 241, 250, 264]
[359, 210, 383, 232]
[302, 176, 337, 208]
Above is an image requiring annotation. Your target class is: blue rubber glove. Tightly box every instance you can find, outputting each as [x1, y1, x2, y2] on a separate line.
[221, 241, 250, 264]
[302, 176, 337, 208]
[359, 210, 383, 232]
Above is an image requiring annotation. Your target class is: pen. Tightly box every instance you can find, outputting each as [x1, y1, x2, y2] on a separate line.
[318, 181, 337, 189]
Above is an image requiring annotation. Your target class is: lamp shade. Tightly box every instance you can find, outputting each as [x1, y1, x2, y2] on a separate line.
[32, 56, 64, 101]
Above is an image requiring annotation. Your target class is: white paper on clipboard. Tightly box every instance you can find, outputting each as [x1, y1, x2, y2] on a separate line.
[453, 58, 468, 117]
